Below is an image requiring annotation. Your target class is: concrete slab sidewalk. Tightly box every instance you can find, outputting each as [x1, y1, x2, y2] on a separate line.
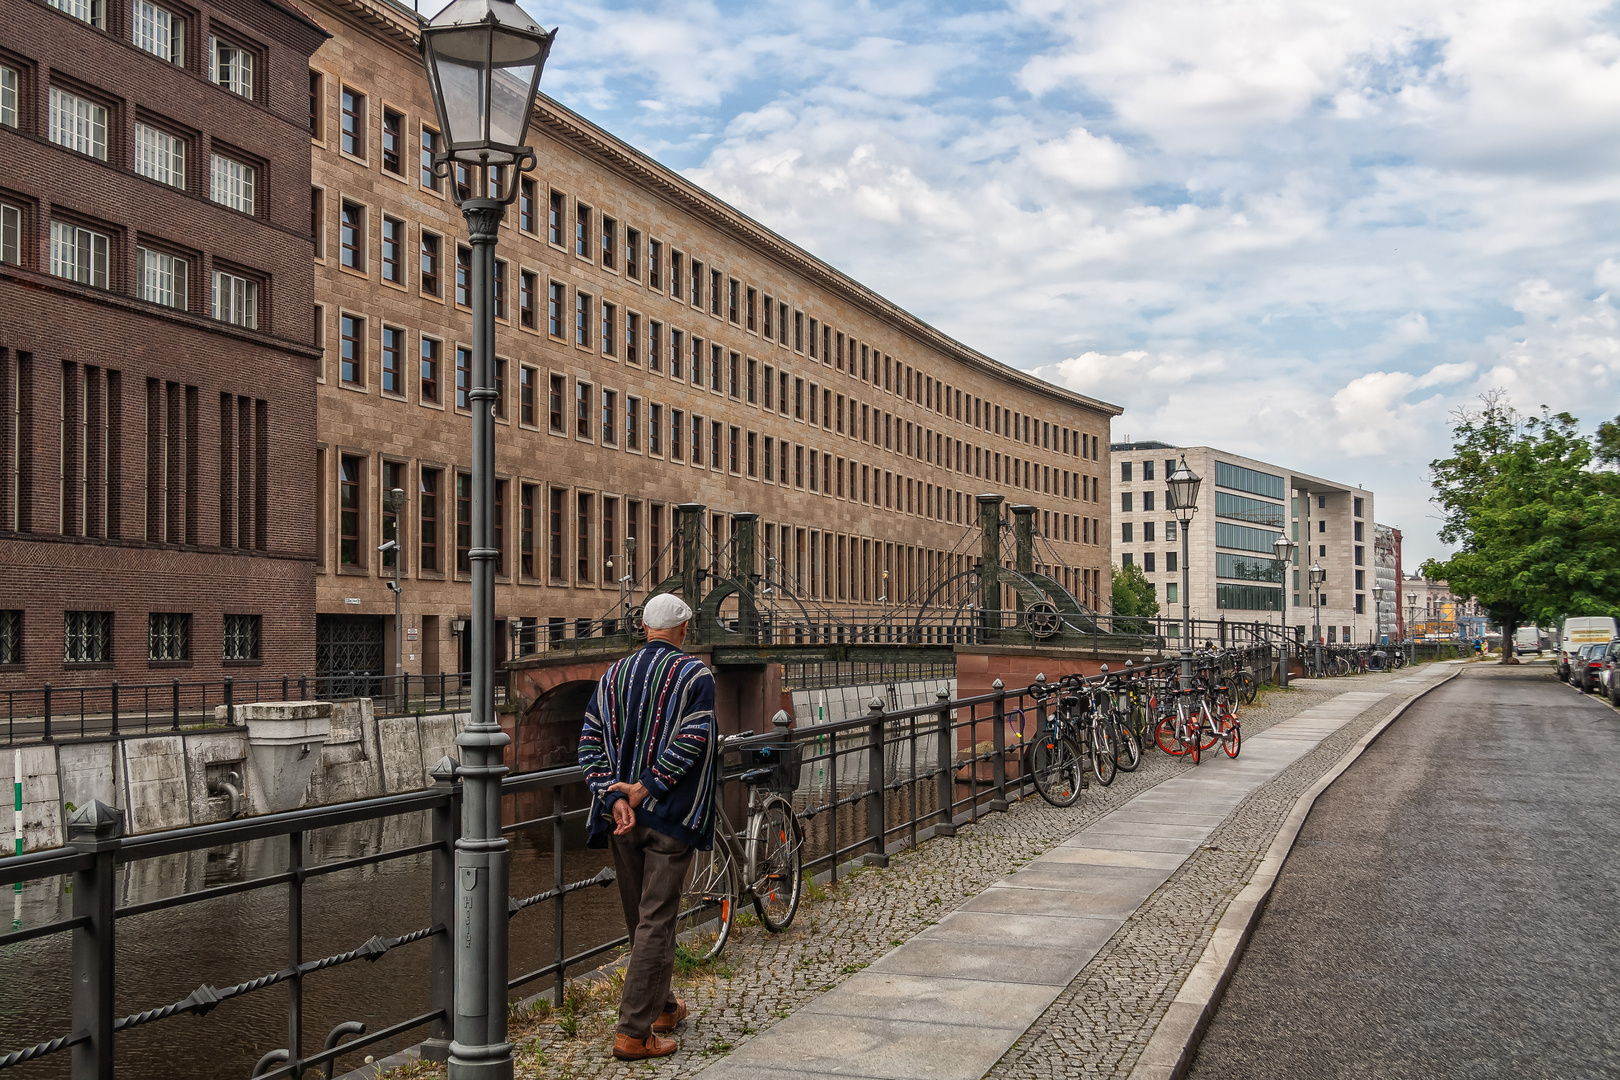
[693, 684, 1422, 1080]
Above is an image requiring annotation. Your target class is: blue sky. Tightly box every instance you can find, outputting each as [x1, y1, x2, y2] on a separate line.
[499, 0, 1620, 566]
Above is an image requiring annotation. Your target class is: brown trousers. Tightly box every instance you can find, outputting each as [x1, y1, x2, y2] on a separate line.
[609, 823, 694, 1038]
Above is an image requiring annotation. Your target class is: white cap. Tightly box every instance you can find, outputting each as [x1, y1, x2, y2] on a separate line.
[642, 593, 694, 629]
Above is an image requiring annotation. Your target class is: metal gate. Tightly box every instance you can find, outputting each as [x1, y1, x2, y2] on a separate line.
[315, 614, 385, 698]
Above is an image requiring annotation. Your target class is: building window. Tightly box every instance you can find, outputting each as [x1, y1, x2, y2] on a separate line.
[493, 260, 507, 319]
[670, 409, 683, 460]
[421, 127, 441, 189]
[135, 123, 186, 187]
[219, 613, 260, 661]
[339, 87, 365, 156]
[455, 244, 471, 305]
[0, 203, 13, 266]
[339, 455, 363, 565]
[420, 232, 441, 296]
[211, 270, 257, 327]
[147, 612, 191, 661]
[576, 292, 591, 346]
[455, 346, 471, 409]
[576, 382, 592, 438]
[381, 325, 403, 395]
[381, 107, 403, 174]
[1, 66, 17, 129]
[670, 251, 682, 298]
[211, 154, 256, 214]
[1144, 552, 1156, 573]
[547, 281, 564, 336]
[381, 216, 403, 283]
[521, 483, 537, 577]
[49, 88, 107, 160]
[63, 611, 112, 663]
[601, 215, 616, 268]
[575, 202, 590, 257]
[549, 373, 564, 431]
[519, 270, 537, 328]
[51, 222, 110, 289]
[49, 0, 104, 27]
[520, 366, 537, 425]
[601, 302, 616, 356]
[420, 337, 440, 402]
[1122, 522, 1133, 543]
[492, 479, 506, 575]
[549, 486, 565, 579]
[601, 389, 617, 445]
[455, 473, 472, 572]
[690, 259, 703, 306]
[576, 493, 592, 582]
[549, 189, 564, 244]
[649, 238, 662, 289]
[210, 36, 254, 97]
[339, 201, 363, 268]
[139, 247, 186, 309]
[419, 468, 440, 570]
[626, 228, 640, 279]
[130, 0, 183, 60]
[518, 177, 536, 232]
[711, 268, 722, 315]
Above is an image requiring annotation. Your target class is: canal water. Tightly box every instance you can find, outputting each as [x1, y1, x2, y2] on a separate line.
[0, 815, 624, 1079]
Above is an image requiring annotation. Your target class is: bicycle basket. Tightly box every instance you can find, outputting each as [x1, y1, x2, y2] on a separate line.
[738, 742, 803, 794]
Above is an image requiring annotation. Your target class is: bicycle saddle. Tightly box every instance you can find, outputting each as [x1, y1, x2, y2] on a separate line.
[739, 767, 775, 785]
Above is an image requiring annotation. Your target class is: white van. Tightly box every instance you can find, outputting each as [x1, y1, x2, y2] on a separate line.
[1560, 617, 1619, 681]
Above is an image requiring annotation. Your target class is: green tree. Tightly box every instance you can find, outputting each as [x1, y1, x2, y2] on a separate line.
[1422, 393, 1620, 661]
[1111, 562, 1160, 634]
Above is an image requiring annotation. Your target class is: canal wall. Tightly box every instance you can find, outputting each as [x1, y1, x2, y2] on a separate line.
[1, 700, 470, 851]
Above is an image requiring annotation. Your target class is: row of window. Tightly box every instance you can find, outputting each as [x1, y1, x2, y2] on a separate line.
[0, 609, 260, 666]
[43, 0, 257, 98]
[320, 453, 1103, 588]
[2, 63, 262, 216]
[310, 79, 1100, 468]
[2, 198, 260, 325]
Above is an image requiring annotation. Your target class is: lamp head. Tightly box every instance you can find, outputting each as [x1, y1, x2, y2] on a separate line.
[1167, 455, 1201, 524]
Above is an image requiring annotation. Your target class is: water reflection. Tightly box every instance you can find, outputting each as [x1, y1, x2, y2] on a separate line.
[1, 813, 624, 1080]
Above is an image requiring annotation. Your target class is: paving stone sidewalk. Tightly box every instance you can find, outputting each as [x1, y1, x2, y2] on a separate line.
[379, 663, 1457, 1080]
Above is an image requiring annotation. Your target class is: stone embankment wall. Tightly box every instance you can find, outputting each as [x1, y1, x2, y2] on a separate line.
[2, 702, 469, 851]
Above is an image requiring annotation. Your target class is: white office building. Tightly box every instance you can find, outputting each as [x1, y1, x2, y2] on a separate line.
[1110, 442, 1379, 645]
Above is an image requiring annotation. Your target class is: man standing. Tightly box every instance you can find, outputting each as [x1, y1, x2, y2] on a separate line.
[577, 593, 717, 1061]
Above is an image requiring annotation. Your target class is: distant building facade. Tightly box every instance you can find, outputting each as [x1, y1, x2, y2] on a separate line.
[0, 0, 327, 685]
[1110, 442, 1379, 645]
[1373, 523, 1403, 642]
[1403, 574, 1490, 640]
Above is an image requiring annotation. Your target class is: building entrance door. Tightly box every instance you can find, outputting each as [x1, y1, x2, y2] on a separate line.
[316, 614, 385, 696]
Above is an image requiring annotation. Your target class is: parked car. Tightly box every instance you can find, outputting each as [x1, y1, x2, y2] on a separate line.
[1575, 643, 1607, 693]
[1560, 617, 1620, 681]
[1602, 639, 1620, 703]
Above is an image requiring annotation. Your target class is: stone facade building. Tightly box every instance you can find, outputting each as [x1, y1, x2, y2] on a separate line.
[0, 0, 327, 686]
[303, 0, 1121, 683]
[1110, 442, 1378, 645]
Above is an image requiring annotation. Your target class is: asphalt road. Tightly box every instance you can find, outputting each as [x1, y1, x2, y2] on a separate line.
[1186, 663, 1620, 1079]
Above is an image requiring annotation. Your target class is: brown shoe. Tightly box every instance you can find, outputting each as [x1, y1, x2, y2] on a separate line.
[612, 1033, 678, 1061]
[652, 1000, 688, 1034]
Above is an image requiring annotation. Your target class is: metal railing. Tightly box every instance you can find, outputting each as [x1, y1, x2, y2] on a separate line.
[1, 656, 1249, 1079]
[0, 672, 509, 746]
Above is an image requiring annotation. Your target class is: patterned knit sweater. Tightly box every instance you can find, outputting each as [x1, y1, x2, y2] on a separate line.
[577, 641, 718, 850]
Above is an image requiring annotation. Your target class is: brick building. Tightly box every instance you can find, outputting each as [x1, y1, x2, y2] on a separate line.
[1110, 442, 1379, 645]
[303, 0, 1122, 682]
[0, 0, 327, 685]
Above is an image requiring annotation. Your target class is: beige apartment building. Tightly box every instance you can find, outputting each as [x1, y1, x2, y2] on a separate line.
[303, 0, 1120, 680]
[1110, 442, 1378, 645]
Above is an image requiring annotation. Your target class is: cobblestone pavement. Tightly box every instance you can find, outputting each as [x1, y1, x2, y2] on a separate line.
[378, 664, 1452, 1080]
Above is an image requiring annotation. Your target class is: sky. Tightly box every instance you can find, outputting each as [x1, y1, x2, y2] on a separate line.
[498, 0, 1620, 567]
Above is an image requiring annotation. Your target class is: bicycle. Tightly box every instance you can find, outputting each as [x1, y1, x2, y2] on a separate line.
[675, 731, 806, 961]
[1026, 674, 1087, 807]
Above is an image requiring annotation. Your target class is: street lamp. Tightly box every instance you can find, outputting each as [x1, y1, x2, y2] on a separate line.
[1167, 456, 1202, 691]
[1372, 583, 1385, 648]
[419, 5, 555, 1077]
[382, 487, 407, 705]
[1272, 532, 1296, 688]
[1308, 562, 1326, 676]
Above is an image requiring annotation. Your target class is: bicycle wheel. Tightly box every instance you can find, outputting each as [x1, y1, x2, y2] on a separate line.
[1221, 715, 1241, 758]
[1114, 716, 1142, 772]
[1154, 715, 1185, 756]
[1198, 702, 1220, 752]
[1030, 730, 1085, 807]
[1090, 721, 1117, 786]
[1238, 670, 1257, 705]
[676, 841, 739, 961]
[750, 796, 804, 932]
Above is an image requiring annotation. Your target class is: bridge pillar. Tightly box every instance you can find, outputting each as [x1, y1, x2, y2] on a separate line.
[678, 502, 705, 623]
[1009, 504, 1036, 622]
[977, 494, 1005, 641]
[732, 512, 759, 644]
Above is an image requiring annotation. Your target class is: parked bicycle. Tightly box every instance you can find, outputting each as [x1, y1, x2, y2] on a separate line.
[676, 731, 806, 960]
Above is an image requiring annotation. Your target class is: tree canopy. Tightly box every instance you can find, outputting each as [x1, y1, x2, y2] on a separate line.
[1112, 562, 1161, 619]
[1421, 393, 1620, 654]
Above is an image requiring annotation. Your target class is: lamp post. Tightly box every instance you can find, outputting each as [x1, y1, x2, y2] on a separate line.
[383, 487, 407, 705]
[1272, 532, 1296, 688]
[1372, 583, 1385, 648]
[1308, 562, 1326, 676]
[419, 6, 554, 1077]
[1167, 456, 1202, 691]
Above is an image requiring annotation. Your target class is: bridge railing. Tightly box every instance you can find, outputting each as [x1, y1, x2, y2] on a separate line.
[0, 656, 1253, 1079]
[0, 672, 508, 746]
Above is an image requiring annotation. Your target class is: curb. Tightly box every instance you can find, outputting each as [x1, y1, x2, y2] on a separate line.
[1126, 663, 1466, 1080]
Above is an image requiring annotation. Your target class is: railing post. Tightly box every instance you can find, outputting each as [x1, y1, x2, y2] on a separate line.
[171, 679, 181, 732]
[933, 685, 955, 837]
[298, 675, 308, 700]
[42, 682, 53, 743]
[108, 682, 119, 738]
[223, 676, 234, 727]
[439, 672, 447, 712]
[282, 675, 289, 701]
[423, 756, 461, 1063]
[863, 696, 888, 868]
[990, 678, 1008, 812]
[68, 800, 123, 1080]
